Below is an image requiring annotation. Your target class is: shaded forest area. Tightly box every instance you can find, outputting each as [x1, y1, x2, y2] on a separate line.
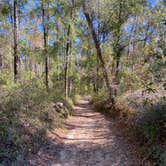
[0, 0, 166, 165]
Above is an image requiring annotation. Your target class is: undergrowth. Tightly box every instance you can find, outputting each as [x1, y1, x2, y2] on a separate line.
[91, 90, 109, 112]
[0, 78, 73, 165]
[91, 87, 166, 166]
[115, 92, 166, 166]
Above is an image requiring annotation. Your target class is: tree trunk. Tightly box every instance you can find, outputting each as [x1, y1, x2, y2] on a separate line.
[82, 1, 114, 105]
[115, 52, 121, 85]
[64, 24, 70, 98]
[42, 0, 49, 90]
[13, 0, 19, 82]
[0, 54, 2, 69]
[68, 40, 72, 96]
[114, 52, 121, 96]
[96, 57, 99, 92]
[64, 0, 74, 98]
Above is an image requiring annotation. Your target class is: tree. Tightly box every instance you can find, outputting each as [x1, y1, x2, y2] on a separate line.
[82, 0, 115, 105]
[13, 0, 19, 81]
[41, 0, 49, 90]
[64, 0, 75, 98]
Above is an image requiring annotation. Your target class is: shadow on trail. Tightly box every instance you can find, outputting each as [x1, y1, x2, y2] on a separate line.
[29, 100, 147, 166]
[30, 132, 143, 165]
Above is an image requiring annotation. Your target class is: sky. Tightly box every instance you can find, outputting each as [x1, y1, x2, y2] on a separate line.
[148, 0, 159, 7]
[0, 0, 161, 40]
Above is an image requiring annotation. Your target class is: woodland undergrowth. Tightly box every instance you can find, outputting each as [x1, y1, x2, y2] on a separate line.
[0, 77, 73, 165]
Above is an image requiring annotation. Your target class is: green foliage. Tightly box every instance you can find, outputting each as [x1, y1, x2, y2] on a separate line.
[0, 75, 7, 86]
[134, 104, 166, 143]
[0, 3, 10, 16]
[114, 85, 166, 165]
[72, 94, 81, 105]
[0, 0, 165, 165]
[91, 90, 109, 112]
[0, 78, 73, 165]
[119, 70, 142, 92]
[149, 145, 166, 166]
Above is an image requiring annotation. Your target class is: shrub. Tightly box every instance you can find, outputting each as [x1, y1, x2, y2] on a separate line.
[0, 78, 73, 165]
[148, 145, 166, 166]
[115, 92, 166, 165]
[91, 90, 109, 112]
[131, 103, 166, 144]
[72, 94, 81, 105]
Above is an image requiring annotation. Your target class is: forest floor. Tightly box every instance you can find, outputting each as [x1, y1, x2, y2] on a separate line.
[28, 99, 150, 166]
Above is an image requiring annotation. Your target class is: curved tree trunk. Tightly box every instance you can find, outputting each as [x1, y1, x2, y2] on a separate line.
[82, 1, 115, 105]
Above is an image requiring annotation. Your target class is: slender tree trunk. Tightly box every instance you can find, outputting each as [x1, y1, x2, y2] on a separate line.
[13, 0, 19, 82]
[92, 78, 97, 92]
[96, 57, 99, 92]
[42, 0, 49, 90]
[0, 54, 2, 69]
[82, 1, 114, 105]
[64, 24, 70, 98]
[24, 56, 28, 72]
[68, 40, 72, 96]
[64, 0, 74, 98]
[115, 52, 121, 84]
[113, 52, 121, 96]
[113, 1, 123, 95]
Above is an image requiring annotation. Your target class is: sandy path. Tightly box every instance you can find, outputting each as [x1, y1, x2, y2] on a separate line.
[29, 100, 148, 166]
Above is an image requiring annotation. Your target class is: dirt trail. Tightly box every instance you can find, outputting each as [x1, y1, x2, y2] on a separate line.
[29, 100, 148, 166]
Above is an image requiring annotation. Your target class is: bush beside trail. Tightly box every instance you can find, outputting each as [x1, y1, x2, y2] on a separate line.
[91, 85, 166, 166]
[0, 79, 73, 165]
